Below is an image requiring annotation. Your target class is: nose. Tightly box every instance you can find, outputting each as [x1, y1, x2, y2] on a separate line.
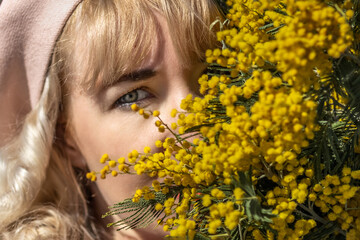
[154, 80, 200, 148]
[156, 72, 195, 125]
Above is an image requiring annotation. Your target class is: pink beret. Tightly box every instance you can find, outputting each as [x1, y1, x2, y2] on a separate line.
[0, 0, 82, 146]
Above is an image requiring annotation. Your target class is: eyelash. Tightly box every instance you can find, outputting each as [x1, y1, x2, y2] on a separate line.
[113, 88, 153, 110]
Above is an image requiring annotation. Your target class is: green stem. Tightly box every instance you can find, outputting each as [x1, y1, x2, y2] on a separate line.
[298, 203, 327, 225]
[334, 4, 346, 17]
[298, 203, 346, 236]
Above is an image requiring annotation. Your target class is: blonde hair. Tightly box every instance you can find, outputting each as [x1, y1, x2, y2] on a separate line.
[0, 0, 220, 239]
[0, 73, 93, 239]
[55, 0, 219, 94]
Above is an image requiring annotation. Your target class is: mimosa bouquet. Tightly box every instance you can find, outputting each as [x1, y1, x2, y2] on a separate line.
[87, 0, 360, 239]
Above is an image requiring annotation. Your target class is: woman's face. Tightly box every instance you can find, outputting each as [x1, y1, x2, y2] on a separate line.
[66, 15, 204, 239]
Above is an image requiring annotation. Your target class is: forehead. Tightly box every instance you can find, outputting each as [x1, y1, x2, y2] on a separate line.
[67, 3, 158, 92]
[56, 0, 218, 94]
[93, 14, 168, 93]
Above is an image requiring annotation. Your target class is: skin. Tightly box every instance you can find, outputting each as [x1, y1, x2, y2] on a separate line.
[65, 14, 204, 240]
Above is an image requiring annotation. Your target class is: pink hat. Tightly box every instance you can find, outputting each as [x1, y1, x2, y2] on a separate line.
[0, 0, 82, 146]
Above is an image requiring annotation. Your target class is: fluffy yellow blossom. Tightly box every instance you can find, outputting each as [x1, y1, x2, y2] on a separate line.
[152, 110, 160, 117]
[90, 1, 359, 239]
[202, 194, 212, 207]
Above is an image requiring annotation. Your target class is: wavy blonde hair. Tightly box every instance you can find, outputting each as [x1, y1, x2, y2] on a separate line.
[0, 0, 220, 239]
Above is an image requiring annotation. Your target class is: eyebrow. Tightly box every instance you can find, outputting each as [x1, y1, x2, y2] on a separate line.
[120, 68, 156, 82]
[97, 68, 156, 92]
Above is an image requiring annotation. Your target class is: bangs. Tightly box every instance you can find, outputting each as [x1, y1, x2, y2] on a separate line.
[54, 0, 220, 93]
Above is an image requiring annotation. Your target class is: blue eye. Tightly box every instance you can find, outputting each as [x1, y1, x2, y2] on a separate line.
[114, 88, 152, 108]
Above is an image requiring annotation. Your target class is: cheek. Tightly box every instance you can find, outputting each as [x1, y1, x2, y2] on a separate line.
[68, 95, 166, 204]
[75, 115, 157, 170]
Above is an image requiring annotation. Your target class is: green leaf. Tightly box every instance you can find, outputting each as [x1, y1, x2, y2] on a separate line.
[259, 23, 274, 30]
[236, 171, 275, 223]
[328, 127, 341, 164]
[193, 233, 211, 240]
[266, 24, 286, 35]
[303, 222, 343, 240]
[104, 191, 171, 231]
